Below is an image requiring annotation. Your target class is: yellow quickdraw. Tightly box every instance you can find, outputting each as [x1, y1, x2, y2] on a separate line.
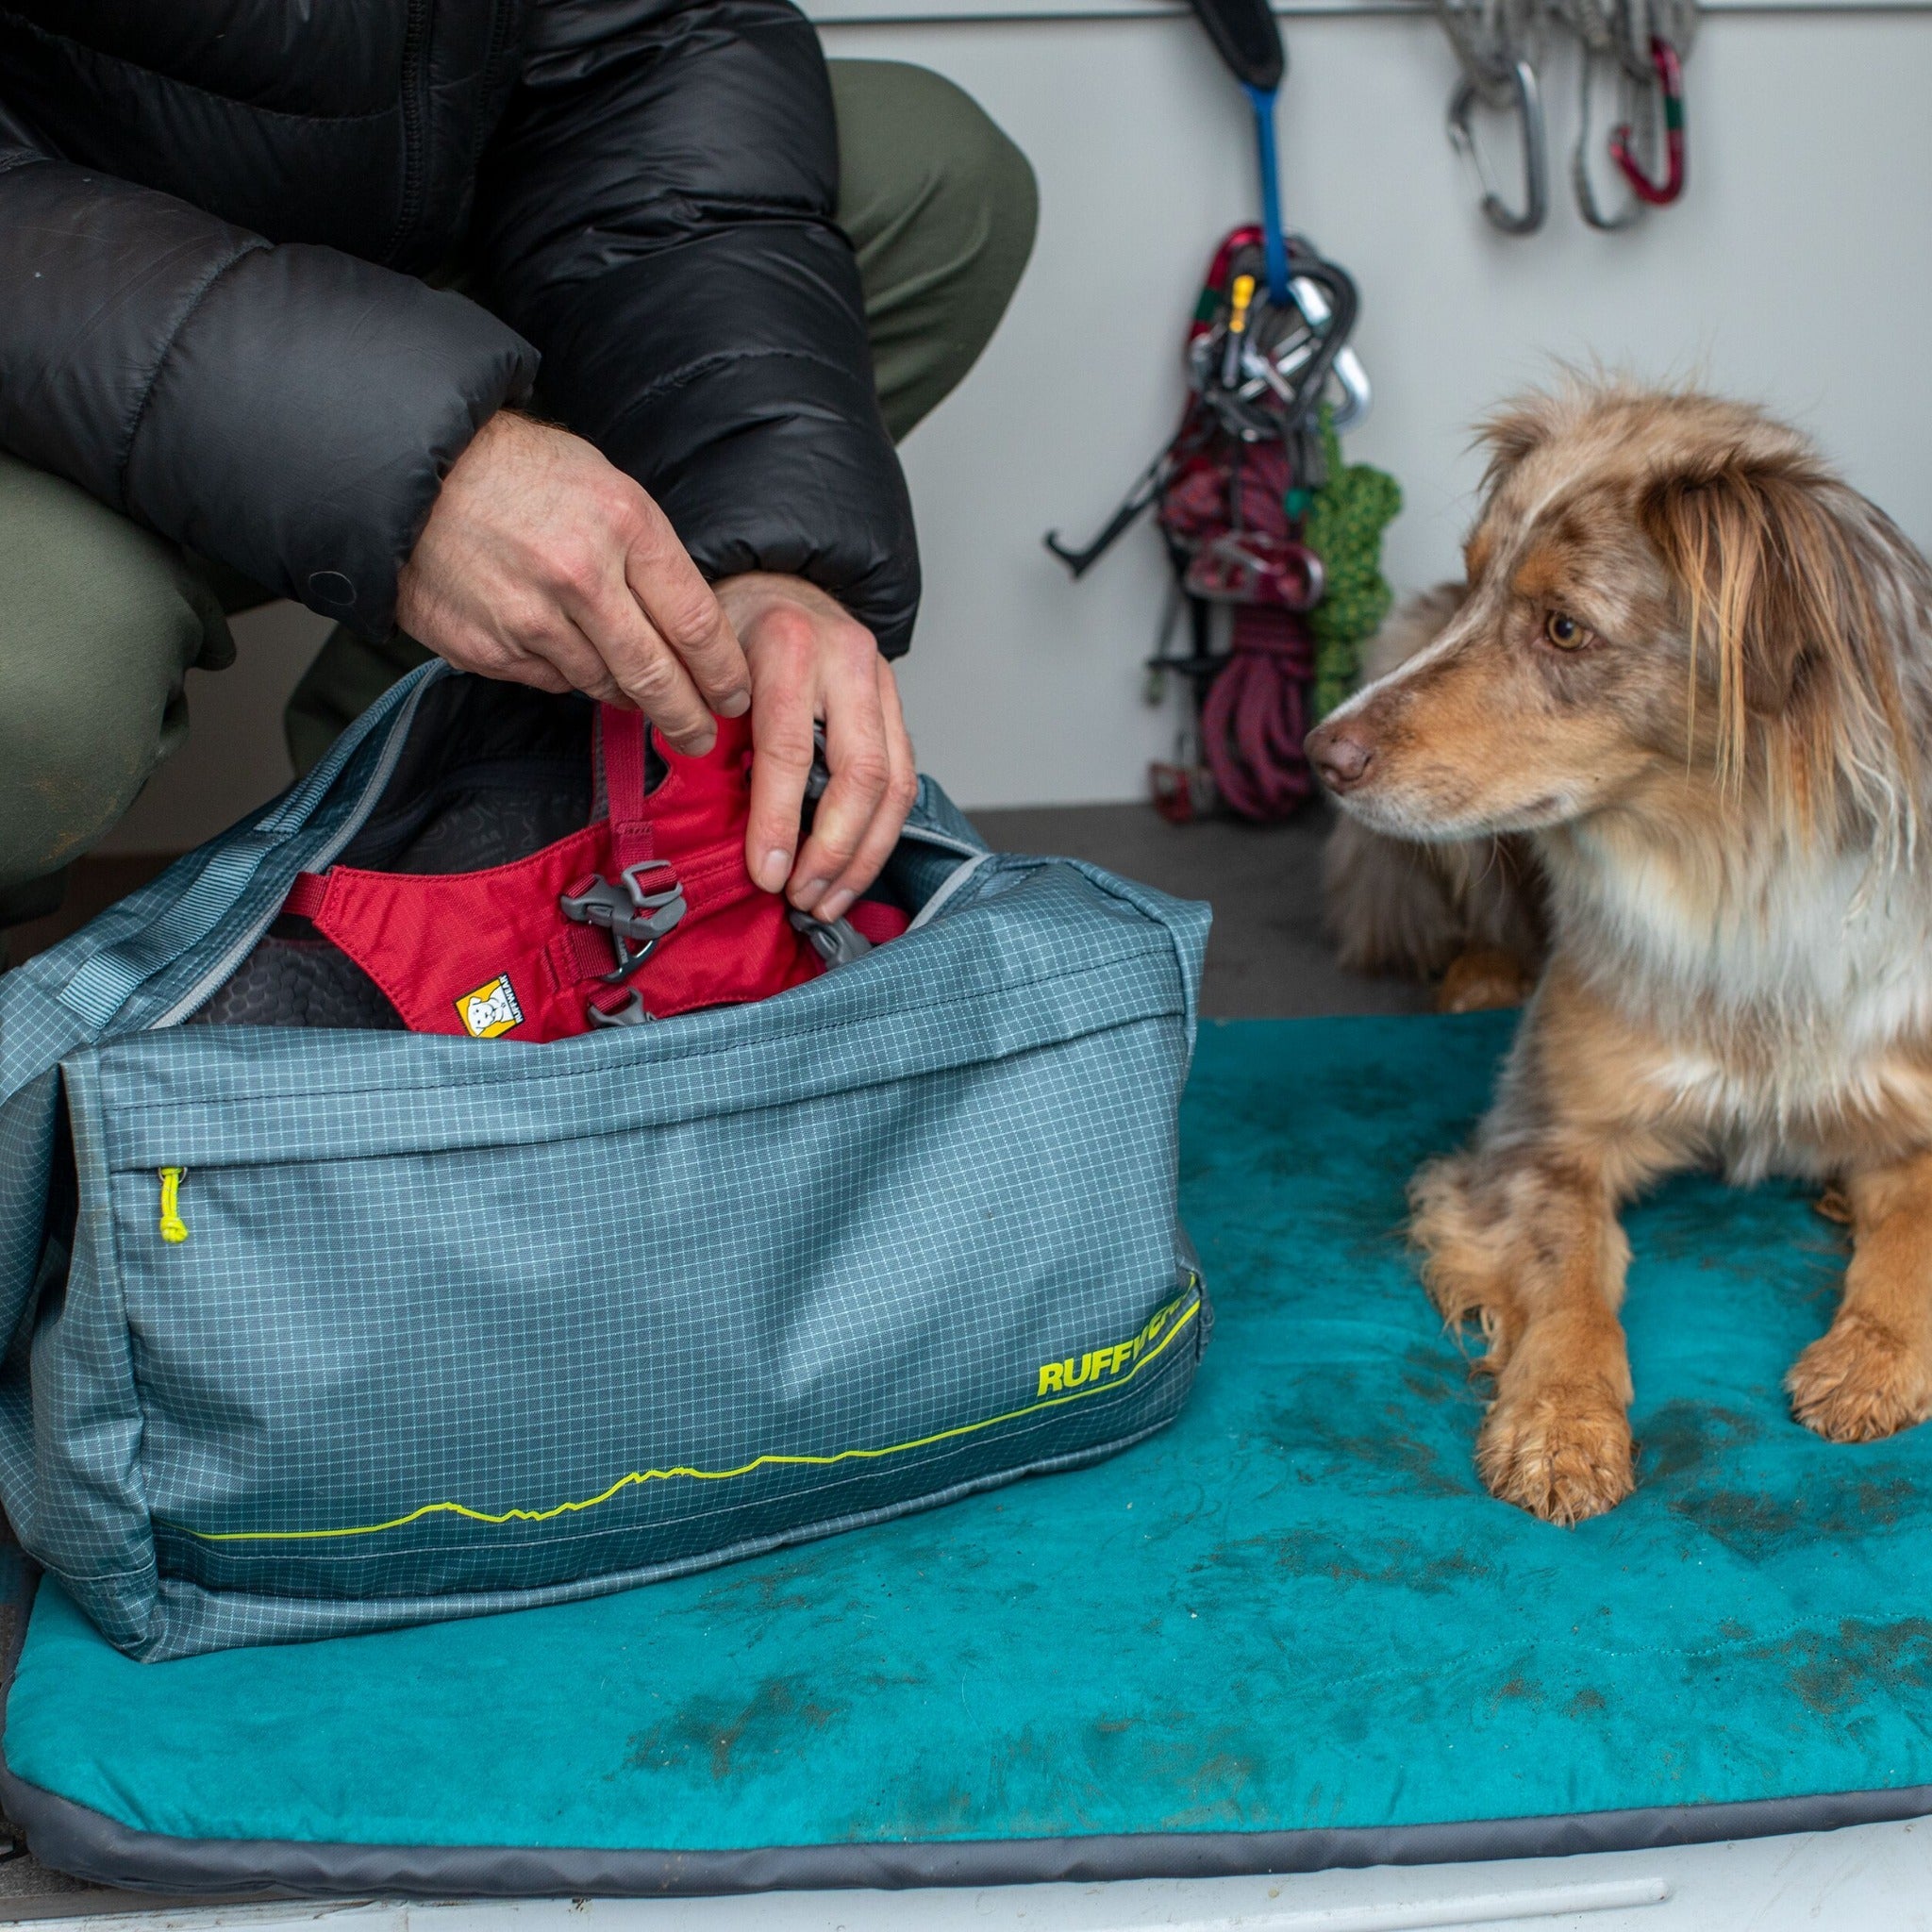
[158, 1168, 189, 1245]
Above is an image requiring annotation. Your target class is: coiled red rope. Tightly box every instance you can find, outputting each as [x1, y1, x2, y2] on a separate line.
[1198, 604, 1316, 821]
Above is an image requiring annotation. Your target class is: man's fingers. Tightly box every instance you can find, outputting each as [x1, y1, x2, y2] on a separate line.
[624, 504, 751, 719]
[429, 609, 608, 702]
[398, 414, 753, 727]
[743, 615, 818, 894]
[572, 571, 720, 754]
[491, 647, 577, 697]
[815, 660, 916, 921]
[790, 626, 889, 912]
[526, 612, 632, 708]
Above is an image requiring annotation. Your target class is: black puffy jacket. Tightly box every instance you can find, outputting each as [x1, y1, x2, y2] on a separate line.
[0, 0, 919, 652]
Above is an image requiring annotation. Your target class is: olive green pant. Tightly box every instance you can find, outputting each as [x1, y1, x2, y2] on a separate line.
[0, 60, 1037, 925]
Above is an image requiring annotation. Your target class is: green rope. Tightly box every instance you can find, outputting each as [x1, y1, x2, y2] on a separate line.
[1301, 411, 1402, 720]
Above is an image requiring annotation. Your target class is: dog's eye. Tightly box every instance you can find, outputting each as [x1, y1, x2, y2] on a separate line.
[1543, 610, 1594, 652]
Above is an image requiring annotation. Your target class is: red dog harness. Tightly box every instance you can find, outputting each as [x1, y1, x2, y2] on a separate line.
[284, 705, 906, 1043]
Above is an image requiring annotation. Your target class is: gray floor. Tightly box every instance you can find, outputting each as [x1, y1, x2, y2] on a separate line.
[0, 802, 1428, 1916]
[970, 803, 1430, 1021]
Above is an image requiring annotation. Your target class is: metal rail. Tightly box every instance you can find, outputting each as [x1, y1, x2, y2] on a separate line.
[813, 0, 1930, 25]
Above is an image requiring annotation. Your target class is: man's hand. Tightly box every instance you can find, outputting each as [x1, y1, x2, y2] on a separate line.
[716, 573, 917, 922]
[395, 410, 750, 754]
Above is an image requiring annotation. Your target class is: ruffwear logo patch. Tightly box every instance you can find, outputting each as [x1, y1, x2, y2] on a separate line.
[457, 974, 525, 1039]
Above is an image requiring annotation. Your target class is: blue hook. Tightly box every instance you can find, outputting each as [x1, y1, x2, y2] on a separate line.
[1242, 83, 1291, 306]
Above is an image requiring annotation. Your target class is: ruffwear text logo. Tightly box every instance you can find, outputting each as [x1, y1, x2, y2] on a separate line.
[1037, 1293, 1187, 1398]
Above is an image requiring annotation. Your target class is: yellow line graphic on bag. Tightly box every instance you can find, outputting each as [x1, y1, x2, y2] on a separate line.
[175, 1290, 1200, 1545]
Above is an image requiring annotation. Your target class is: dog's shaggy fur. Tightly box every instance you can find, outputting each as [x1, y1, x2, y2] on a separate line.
[1305, 379, 1932, 1525]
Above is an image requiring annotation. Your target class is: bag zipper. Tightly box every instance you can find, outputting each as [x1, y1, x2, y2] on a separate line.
[907, 851, 994, 932]
[158, 1169, 189, 1245]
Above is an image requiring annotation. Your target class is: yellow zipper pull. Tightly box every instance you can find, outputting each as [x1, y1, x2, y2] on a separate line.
[158, 1168, 189, 1245]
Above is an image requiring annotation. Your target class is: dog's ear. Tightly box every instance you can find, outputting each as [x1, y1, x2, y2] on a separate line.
[1638, 454, 1874, 720]
[1475, 393, 1562, 495]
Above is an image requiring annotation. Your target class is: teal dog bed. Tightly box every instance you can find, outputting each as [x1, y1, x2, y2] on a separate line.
[7, 1012, 1932, 1896]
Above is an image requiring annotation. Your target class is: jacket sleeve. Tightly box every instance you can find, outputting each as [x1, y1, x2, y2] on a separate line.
[0, 147, 539, 640]
[475, 0, 920, 657]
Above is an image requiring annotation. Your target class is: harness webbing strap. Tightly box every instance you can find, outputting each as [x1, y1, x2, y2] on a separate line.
[600, 707, 656, 870]
[285, 874, 329, 921]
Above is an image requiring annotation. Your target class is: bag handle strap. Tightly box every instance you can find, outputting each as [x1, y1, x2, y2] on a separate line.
[57, 663, 448, 1031]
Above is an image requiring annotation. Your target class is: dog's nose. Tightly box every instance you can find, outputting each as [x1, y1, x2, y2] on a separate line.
[1307, 721, 1375, 792]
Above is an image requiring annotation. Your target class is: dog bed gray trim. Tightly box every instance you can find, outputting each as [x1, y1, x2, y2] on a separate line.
[4, 1569, 1927, 1900]
[7, 1760, 1932, 1900]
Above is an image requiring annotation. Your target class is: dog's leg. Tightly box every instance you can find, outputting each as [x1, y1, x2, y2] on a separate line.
[1473, 1169, 1636, 1526]
[1411, 968, 1690, 1523]
[1414, 1150, 1637, 1524]
[1409, 1150, 1522, 1357]
[1788, 1152, 1932, 1442]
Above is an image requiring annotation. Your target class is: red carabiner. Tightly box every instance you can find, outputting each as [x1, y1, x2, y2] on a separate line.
[1609, 37, 1686, 208]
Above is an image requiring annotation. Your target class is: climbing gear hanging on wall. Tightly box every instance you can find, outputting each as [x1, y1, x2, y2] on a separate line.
[1183, 0, 1294, 303]
[1448, 65, 1550, 233]
[1042, 25, 1399, 825]
[1436, 0, 1551, 233]
[1609, 30, 1689, 204]
[1570, 0, 1696, 223]
[1303, 414, 1403, 722]
[1041, 225, 1380, 823]
[1433, 0, 1697, 235]
[1571, 1, 1644, 229]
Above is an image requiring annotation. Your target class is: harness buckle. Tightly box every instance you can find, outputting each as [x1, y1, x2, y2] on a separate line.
[559, 859, 687, 984]
[586, 988, 654, 1029]
[790, 909, 874, 969]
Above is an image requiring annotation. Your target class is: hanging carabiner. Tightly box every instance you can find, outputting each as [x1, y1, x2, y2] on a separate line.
[1573, 42, 1643, 230]
[1283, 272, 1372, 430]
[1609, 36, 1686, 207]
[1447, 58, 1549, 237]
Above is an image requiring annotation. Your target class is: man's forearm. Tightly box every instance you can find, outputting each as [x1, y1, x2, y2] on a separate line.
[0, 152, 538, 639]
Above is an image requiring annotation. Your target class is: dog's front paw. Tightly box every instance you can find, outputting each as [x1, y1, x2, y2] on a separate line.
[1435, 947, 1536, 1014]
[1476, 1383, 1634, 1525]
[1788, 1313, 1932, 1443]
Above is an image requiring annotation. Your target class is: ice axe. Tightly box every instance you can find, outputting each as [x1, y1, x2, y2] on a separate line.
[1185, 0, 1291, 305]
